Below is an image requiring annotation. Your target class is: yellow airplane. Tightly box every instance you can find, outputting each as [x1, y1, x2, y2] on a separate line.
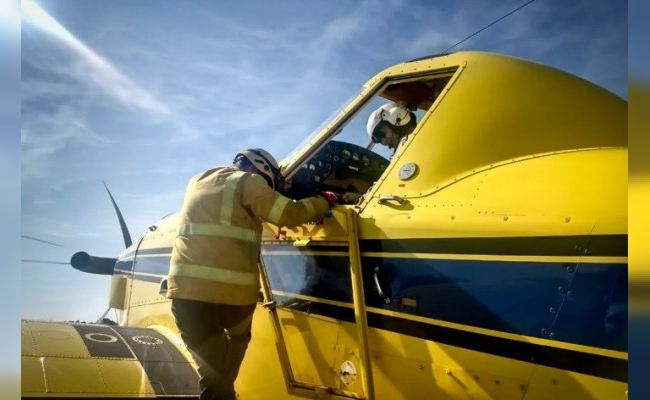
[22, 51, 627, 400]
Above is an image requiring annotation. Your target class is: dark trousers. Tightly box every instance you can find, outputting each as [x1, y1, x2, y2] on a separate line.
[171, 298, 256, 400]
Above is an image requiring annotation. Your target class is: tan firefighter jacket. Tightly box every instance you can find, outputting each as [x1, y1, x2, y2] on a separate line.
[167, 166, 329, 305]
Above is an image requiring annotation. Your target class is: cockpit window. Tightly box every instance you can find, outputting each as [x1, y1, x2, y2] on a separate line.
[279, 71, 456, 202]
[281, 86, 364, 167]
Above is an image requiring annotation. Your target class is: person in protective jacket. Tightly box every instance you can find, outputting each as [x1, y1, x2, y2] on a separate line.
[167, 148, 337, 400]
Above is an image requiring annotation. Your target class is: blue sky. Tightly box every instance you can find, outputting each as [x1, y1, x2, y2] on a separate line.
[19, 0, 627, 325]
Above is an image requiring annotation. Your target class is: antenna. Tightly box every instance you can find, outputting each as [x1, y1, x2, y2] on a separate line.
[444, 0, 537, 53]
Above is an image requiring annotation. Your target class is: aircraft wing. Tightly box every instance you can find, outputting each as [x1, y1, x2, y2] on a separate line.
[21, 319, 200, 398]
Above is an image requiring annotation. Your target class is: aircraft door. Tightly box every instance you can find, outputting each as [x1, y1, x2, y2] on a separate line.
[259, 208, 374, 399]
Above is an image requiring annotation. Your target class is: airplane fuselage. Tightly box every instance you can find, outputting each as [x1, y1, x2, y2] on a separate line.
[22, 51, 627, 400]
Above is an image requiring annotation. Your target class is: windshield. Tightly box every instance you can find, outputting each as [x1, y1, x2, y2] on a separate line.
[280, 86, 364, 169]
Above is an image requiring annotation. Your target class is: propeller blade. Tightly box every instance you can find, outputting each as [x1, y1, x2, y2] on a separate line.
[103, 181, 133, 248]
[21, 235, 64, 247]
[22, 259, 69, 265]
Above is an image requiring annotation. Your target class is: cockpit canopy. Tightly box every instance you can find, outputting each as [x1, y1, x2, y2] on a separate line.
[280, 51, 626, 203]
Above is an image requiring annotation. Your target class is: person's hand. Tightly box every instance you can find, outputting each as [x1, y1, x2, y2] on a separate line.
[320, 191, 338, 207]
[342, 192, 362, 203]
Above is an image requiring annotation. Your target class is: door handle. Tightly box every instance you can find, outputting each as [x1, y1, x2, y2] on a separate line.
[373, 266, 391, 304]
[377, 194, 408, 205]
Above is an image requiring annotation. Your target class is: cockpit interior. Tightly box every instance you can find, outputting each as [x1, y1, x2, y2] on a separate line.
[283, 140, 390, 200]
[280, 70, 455, 202]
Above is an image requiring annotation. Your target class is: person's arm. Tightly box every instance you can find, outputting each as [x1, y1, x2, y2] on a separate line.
[241, 173, 332, 228]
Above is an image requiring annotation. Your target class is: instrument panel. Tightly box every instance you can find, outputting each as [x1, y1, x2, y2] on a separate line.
[283, 140, 390, 200]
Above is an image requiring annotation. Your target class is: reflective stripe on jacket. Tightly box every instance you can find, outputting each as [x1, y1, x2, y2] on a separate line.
[167, 167, 329, 305]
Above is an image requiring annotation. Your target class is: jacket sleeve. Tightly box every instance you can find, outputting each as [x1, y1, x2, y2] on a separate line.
[241, 173, 329, 228]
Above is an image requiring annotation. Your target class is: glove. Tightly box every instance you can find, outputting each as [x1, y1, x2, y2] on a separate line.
[320, 191, 338, 207]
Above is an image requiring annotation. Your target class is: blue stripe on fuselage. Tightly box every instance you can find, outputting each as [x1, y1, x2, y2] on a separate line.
[262, 250, 627, 353]
[117, 247, 627, 355]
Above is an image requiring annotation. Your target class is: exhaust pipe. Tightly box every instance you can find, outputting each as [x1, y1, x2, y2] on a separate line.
[67, 183, 128, 276]
[70, 251, 117, 275]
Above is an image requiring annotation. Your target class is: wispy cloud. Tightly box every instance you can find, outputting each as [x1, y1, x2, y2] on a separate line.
[150, 0, 387, 146]
[21, 104, 112, 179]
[21, 0, 169, 114]
[19, 0, 207, 180]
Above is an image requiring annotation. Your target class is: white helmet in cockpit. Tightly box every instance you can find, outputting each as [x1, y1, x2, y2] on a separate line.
[366, 102, 417, 150]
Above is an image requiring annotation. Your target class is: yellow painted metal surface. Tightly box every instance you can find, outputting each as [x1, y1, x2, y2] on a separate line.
[22, 320, 88, 359]
[379, 53, 625, 192]
[108, 275, 128, 310]
[361, 148, 626, 242]
[523, 368, 627, 400]
[270, 150, 626, 251]
[280, 309, 340, 387]
[21, 320, 157, 397]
